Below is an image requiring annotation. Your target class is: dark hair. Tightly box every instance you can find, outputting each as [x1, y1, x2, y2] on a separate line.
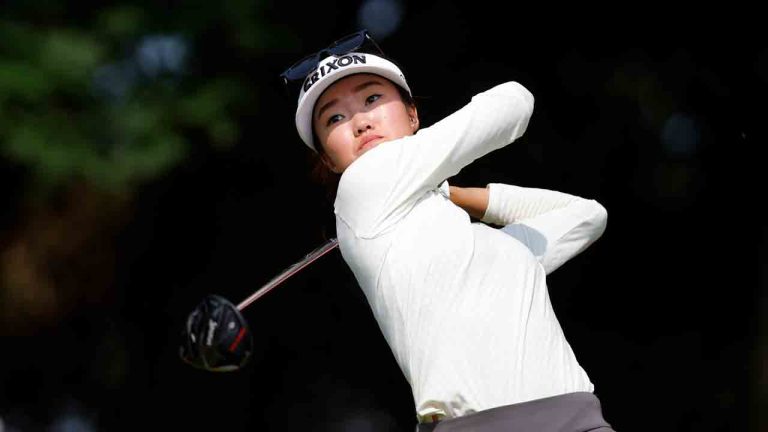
[309, 81, 416, 201]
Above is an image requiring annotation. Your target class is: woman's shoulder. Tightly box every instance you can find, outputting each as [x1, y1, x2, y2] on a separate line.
[335, 135, 411, 201]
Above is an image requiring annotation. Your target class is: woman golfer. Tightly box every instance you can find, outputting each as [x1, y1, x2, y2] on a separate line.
[281, 30, 614, 432]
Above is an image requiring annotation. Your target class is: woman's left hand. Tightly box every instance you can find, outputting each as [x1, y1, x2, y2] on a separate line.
[449, 185, 490, 220]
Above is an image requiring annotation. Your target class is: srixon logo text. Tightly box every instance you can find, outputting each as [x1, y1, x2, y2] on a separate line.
[303, 54, 367, 92]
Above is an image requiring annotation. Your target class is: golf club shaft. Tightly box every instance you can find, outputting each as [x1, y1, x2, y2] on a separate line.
[236, 238, 339, 311]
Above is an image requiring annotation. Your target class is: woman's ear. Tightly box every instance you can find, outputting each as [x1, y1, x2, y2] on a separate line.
[407, 105, 419, 132]
[320, 152, 342, 174]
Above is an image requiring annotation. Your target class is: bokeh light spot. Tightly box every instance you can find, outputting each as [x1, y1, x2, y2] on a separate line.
[357, 0, 402, 40]
[661, 112, 700, 157]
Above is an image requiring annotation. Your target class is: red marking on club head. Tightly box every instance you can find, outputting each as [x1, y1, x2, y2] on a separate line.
[228, 328, 247, 352]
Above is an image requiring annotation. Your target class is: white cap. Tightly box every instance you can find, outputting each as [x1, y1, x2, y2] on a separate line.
[294, 52, 411, 152]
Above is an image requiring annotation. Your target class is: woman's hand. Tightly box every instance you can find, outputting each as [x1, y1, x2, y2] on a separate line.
[449, 186, 490, 220]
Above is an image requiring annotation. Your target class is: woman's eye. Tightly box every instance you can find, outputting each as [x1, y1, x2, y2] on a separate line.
[366, 94, 381, 105]
[326, 114, 343, 126]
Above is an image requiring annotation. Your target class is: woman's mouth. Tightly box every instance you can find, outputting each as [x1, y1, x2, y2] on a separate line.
[359, 135, 384, 153]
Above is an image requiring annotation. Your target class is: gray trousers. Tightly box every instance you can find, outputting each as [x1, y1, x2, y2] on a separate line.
[415, 392, 615, 432]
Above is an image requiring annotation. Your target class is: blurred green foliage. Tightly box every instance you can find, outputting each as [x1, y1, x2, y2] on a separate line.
[0, 3, 297, 195]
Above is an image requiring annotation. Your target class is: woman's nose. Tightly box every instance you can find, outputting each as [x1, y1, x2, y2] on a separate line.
[353, 113, 373, 135]
[356, 123, 372, 135]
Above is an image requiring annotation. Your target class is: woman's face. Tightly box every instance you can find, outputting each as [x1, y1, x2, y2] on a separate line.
[313, 73, 418, 173]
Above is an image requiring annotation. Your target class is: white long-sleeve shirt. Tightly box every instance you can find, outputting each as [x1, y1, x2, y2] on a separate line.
[333, 82, 608, 421]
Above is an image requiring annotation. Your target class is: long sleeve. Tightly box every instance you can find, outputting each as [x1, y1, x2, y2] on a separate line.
[335, 82, 534, 238]
[481, 183, 607, 275]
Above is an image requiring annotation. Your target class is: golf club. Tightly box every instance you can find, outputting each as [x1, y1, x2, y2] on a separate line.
[180, 237, 339, 371]
[236, 237, 339, 311]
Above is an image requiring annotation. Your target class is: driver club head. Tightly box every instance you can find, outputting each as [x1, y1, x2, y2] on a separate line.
[180, 294, 253, 372]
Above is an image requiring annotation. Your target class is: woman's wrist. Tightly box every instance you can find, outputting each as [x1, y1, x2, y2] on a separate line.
[449, 186, 489, 219]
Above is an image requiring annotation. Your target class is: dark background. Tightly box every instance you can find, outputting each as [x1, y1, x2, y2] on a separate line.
[0, 1, 762, 431]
